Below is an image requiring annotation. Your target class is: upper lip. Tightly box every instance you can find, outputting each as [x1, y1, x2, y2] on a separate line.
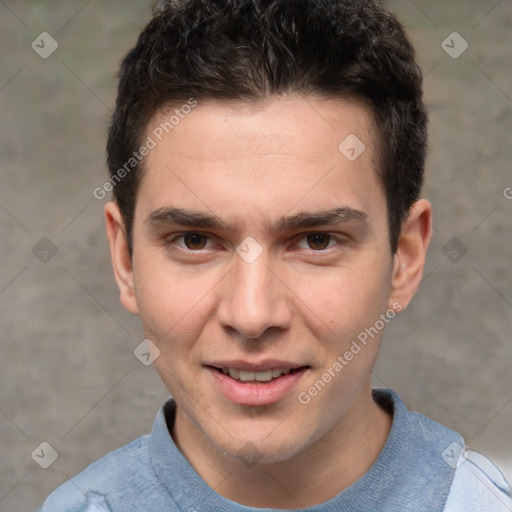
[207, 360, 308, 371]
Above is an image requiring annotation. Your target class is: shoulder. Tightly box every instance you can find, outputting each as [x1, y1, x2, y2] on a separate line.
[444, 448, 512, 512]
[373, 390, 512, 511]
[38, 434, 169, 512]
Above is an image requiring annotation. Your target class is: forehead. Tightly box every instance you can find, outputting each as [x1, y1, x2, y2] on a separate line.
[147, 95, 376, 160]
[137, 95, 384, 229]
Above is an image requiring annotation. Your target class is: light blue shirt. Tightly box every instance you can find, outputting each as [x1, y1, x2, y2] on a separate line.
[38, 389, 512, 511]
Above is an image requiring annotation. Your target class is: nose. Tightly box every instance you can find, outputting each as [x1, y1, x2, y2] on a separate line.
[217, 249, 291, 341]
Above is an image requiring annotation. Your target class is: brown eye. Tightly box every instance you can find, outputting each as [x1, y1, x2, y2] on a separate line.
[183, 233, 208, 250]
[306, 233, 331, 250]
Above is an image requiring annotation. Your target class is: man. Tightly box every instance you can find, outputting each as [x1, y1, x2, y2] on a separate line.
[39, 0, 511, 510]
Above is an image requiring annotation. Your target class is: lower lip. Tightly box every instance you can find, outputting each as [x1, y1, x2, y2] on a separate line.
[208, 367, 308, 406]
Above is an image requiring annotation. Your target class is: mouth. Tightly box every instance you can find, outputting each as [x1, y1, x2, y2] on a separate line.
[206, 362, 310, 406]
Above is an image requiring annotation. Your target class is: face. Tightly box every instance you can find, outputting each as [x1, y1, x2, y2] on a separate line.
[106, 95, 428, 466]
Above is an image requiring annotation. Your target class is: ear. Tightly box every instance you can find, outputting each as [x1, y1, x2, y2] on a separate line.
[104, 201, 140, 315]
[388, 199, 433, 311]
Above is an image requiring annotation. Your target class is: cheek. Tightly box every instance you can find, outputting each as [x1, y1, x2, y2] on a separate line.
[133, 253, 217, 351]
[291, 262, 391, 341]
[135, 264, 218, 399]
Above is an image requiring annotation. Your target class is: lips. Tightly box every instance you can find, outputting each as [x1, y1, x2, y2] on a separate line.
[206, 361, 310, 406]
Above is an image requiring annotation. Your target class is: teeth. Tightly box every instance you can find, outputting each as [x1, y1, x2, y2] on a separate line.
[228, 368, 240, 379]
[255, 370, 272, 382]
[239, 370, 255, 381]
[221, 367, 294, 382]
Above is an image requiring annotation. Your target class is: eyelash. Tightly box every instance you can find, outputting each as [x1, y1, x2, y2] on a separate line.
[165, 232, 345, 255]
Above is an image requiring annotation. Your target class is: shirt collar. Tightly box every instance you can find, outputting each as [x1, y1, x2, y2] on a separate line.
[149, 388, 460, 511]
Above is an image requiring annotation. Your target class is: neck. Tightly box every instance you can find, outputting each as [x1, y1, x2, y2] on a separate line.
[172, 383, 392, 508]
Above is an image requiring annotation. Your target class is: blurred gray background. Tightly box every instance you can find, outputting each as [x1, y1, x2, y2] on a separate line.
[0, 1, 511, 510]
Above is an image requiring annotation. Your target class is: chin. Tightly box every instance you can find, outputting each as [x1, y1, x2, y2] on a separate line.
[210, 425, 319, 467]
[222, 441, 300, 466]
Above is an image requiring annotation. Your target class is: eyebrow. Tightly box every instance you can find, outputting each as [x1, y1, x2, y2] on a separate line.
[271, 207, 368, 231]
[145, 206, 368, 232]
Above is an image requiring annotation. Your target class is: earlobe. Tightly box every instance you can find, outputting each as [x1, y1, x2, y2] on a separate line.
[104, 201, 140, 315]
[388, 199, 433, 311]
